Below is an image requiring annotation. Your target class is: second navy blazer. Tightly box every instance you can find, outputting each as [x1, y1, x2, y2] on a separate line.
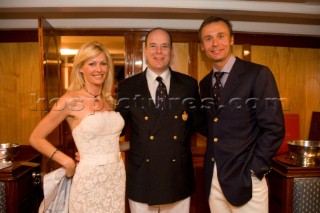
[116, 68, 206, 205]
[199, 58, 285, 206]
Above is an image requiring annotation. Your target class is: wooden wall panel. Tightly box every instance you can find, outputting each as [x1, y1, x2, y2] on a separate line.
[197, 46, 211, 83]
[170, 43, 189, 75]
[0, 43, 41, 145]
[232, 45, 243, 60]
[304, 49, 320, 134]
[251, 46, 320, 139]
[251, 46, 291, 111]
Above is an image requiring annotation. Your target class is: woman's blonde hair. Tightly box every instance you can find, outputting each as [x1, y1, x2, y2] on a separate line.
[68, 41, 115, 109]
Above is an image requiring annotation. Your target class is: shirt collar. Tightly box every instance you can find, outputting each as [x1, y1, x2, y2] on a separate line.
[146, 68, 170, 85]
[213, 54, 236, 74]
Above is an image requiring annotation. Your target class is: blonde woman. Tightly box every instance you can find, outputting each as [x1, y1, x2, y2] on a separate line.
[29, 41, 125, 212]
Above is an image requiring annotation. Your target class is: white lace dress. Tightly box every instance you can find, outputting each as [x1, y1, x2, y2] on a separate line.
[69, 111, 125, 213]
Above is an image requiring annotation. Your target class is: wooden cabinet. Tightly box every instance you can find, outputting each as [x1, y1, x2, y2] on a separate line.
[268, 155, 320, 213]
[0, 145, 42, 213]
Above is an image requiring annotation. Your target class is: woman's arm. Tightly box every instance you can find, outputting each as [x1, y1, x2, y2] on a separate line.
[29, 95, 76, 177]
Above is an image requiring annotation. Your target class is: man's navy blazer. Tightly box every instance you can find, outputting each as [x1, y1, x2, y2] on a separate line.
[116, 68, 206, 205]
[199, 58, 285, 206]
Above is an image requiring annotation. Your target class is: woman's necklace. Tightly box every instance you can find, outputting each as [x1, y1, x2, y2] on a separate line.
[83, 87, 101, 98]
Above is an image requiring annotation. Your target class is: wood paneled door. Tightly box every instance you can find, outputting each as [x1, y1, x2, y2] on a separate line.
[38, 16, 63, 173]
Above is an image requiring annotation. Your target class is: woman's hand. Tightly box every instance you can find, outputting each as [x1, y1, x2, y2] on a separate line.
[75, 152, 80, 162]
[64, 158, 76, 177]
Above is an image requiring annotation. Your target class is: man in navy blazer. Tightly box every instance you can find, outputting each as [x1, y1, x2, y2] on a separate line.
[198, 16, 285, 212]
[116, 28, 206, 212]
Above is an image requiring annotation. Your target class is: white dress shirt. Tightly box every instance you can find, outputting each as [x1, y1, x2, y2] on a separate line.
[146, 68, 171, 104]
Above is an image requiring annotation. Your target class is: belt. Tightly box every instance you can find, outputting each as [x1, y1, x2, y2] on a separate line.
[81, 152, 121, 165]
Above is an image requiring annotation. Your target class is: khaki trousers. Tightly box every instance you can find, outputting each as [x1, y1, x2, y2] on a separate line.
[209, 163, 268, 213]
[129, 197, 190, 213]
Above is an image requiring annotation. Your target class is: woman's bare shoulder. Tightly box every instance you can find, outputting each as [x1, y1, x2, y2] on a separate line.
[51, 90, 83, 111]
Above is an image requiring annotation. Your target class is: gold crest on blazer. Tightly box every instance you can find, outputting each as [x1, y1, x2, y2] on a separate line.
[182, 111, 188, 121]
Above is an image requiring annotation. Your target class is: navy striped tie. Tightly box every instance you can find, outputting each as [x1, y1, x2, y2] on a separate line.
[212, 72, 225, 112]
[156, 76, 168, 110]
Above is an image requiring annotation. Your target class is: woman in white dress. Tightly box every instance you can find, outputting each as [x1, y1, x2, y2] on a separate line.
[29, 41, 126, 213]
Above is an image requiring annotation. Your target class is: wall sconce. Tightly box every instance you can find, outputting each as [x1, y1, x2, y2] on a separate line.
[242, 44, 251, 61]
[60, 49, 78, 55]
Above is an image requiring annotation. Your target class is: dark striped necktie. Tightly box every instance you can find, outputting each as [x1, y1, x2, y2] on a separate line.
[212, 72, 225, 112]
[156, 76, 168, 110]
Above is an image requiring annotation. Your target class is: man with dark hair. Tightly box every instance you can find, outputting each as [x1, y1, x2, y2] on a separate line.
[198, 16, 285, 212]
